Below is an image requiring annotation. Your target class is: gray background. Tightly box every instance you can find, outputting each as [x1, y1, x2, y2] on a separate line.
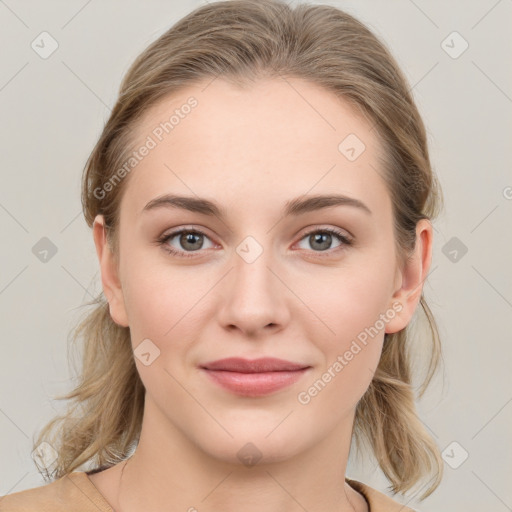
[1, 0, 511, 510]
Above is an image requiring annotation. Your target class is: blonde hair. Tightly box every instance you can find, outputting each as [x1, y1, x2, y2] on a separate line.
[33, 0, 445, 501]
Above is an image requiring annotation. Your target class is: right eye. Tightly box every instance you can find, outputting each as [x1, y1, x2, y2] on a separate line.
[157, 228, 216, 258]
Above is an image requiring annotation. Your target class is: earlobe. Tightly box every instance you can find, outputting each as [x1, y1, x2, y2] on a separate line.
[385, 219, 433, 334]
[92, 214, 129, 327]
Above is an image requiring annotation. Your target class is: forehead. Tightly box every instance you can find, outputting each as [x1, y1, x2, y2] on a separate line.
[121, 77, 390, 220]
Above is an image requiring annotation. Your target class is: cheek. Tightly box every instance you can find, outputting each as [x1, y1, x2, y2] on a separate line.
[296, 289, 386, 416]
[294, 256, 395, 406]
[120, 264, 203, 398]
[121, 251, 204, 338]
[298, 257, 395, 345]
[119, 256, 216, 393]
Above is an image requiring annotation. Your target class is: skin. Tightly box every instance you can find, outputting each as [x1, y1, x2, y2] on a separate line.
[89, 77, 433, 512]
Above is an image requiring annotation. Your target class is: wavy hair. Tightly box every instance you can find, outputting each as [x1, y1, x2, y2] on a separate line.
[33, 0, 445, 501]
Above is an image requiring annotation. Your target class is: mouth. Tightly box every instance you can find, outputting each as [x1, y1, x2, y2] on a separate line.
[199, 357, 311, 397]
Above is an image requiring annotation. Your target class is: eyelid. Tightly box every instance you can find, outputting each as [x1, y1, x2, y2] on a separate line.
[297, 224, 353, 241]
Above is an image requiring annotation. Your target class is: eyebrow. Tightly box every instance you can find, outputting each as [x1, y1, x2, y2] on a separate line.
[142, 193, 372, 218]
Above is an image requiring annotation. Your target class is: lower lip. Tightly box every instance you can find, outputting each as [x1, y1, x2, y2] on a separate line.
[201, 368, 310, 397]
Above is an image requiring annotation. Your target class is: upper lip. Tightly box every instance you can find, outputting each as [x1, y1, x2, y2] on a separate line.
[200, 357, 310, 373]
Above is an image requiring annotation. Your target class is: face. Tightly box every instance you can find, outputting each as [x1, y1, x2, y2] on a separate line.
[93, 77, 430, 466]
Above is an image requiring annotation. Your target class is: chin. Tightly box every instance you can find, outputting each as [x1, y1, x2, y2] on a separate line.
[193, 422, 314, 468]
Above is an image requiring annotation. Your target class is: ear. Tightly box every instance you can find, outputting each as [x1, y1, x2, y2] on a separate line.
[384, 218, 433, 334]
[92, 214, 129, 327]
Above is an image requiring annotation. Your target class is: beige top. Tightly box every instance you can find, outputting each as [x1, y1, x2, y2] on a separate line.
[0, 472, 417, 512]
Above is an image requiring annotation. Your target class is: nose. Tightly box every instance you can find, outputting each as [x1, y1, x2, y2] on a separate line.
[217, 245, 290, 337]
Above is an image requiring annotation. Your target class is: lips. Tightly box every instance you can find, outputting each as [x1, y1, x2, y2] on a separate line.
[199, 357, 309, 373]
[199, 357, 311, 397]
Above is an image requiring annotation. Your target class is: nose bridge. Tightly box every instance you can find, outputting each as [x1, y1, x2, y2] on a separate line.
[232, 235, 278, 305]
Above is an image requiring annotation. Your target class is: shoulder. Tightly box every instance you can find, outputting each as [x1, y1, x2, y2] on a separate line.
[0, 472, 113, 512]
[346, 477, 420, 512]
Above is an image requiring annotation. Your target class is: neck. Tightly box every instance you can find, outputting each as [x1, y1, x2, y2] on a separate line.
[114, 398, 363, 512]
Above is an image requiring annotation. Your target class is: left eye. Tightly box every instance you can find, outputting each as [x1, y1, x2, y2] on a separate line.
[295, 228, 352, 253]
[157, 227, 352, 258]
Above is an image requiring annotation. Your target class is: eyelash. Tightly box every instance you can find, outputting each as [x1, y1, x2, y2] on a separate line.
[156, 227, 353, 259]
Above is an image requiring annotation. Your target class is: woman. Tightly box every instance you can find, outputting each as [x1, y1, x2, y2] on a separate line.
[0, 1, 444, 510]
